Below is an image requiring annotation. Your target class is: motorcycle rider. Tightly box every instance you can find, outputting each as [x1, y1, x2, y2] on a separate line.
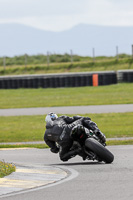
[44, 112, 106, 162]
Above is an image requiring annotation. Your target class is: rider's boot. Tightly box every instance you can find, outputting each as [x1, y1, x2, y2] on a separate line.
[60, 148, 82, 162]
[78, 150, 87, 160]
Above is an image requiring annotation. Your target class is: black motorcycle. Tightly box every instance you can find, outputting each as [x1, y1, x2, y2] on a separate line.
[71, 128, 114, 164]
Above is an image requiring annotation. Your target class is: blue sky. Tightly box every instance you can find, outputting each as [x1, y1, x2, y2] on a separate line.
[0, 0, 133, 31]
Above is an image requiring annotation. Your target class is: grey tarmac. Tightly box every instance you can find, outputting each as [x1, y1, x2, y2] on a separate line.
[0, 104, 133, 116]
[0, 146, 133, 200]
[0, 104, 133, 199]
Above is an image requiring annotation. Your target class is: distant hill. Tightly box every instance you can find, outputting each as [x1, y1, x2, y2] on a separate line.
[0, 23, 133, 57]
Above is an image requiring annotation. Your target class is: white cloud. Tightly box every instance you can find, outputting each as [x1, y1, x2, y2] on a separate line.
[82, 0, 133, 27]
[0, 0, 88, 18]
[0, 0, 133, 31]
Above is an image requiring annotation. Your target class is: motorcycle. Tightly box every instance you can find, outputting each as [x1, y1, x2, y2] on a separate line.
[71, 128, 114, 164]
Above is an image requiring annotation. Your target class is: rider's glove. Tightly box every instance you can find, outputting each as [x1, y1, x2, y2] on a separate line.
[94, 129, 106, 143]
[99, 133, 106, 143]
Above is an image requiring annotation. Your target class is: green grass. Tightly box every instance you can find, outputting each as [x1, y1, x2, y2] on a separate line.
[0, 83, 133, 109]
[107, 140, 133, 146]
[0, 113, 133, 144]
[0, 115, 45, 142]
[0, 140, 133, 148]
[0, 161, 16, 178]
[0, 54, 133, 75]
[0, 60, 132, 76]
[0, 144, 48, 149]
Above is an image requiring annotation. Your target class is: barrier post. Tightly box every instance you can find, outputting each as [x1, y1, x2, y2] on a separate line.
[92, 74, 98, 86]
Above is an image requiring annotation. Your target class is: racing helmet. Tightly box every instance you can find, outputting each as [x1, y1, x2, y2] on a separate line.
[45, 112, 58, 124]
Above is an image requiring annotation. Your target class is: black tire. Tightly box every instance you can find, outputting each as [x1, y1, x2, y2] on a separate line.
[85, 138, 114, 163]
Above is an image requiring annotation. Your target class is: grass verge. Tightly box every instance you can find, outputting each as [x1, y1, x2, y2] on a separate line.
[0, 140, 133, 149]
[0, 56, 133, 76]
[0, 161, 16, 178]
[0, 144, 48, 149]
[0, 83, 133, 109]
[0, 113, 133, 143]
[107, 139, 133, 146]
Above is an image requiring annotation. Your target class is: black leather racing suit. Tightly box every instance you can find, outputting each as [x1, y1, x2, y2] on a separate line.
[44, 115, 101, 161]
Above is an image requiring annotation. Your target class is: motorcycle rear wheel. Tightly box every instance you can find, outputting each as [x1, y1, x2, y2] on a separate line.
[85, 138, 114, 163]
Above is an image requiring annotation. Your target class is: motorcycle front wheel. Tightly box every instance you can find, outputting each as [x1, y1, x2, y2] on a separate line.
[85, 138, 114, 163]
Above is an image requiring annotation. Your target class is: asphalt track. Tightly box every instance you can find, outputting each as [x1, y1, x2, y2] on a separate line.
[0, 105, 133, 199]
[0, 104, 133, 116]
[0, 146, 133, 200]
